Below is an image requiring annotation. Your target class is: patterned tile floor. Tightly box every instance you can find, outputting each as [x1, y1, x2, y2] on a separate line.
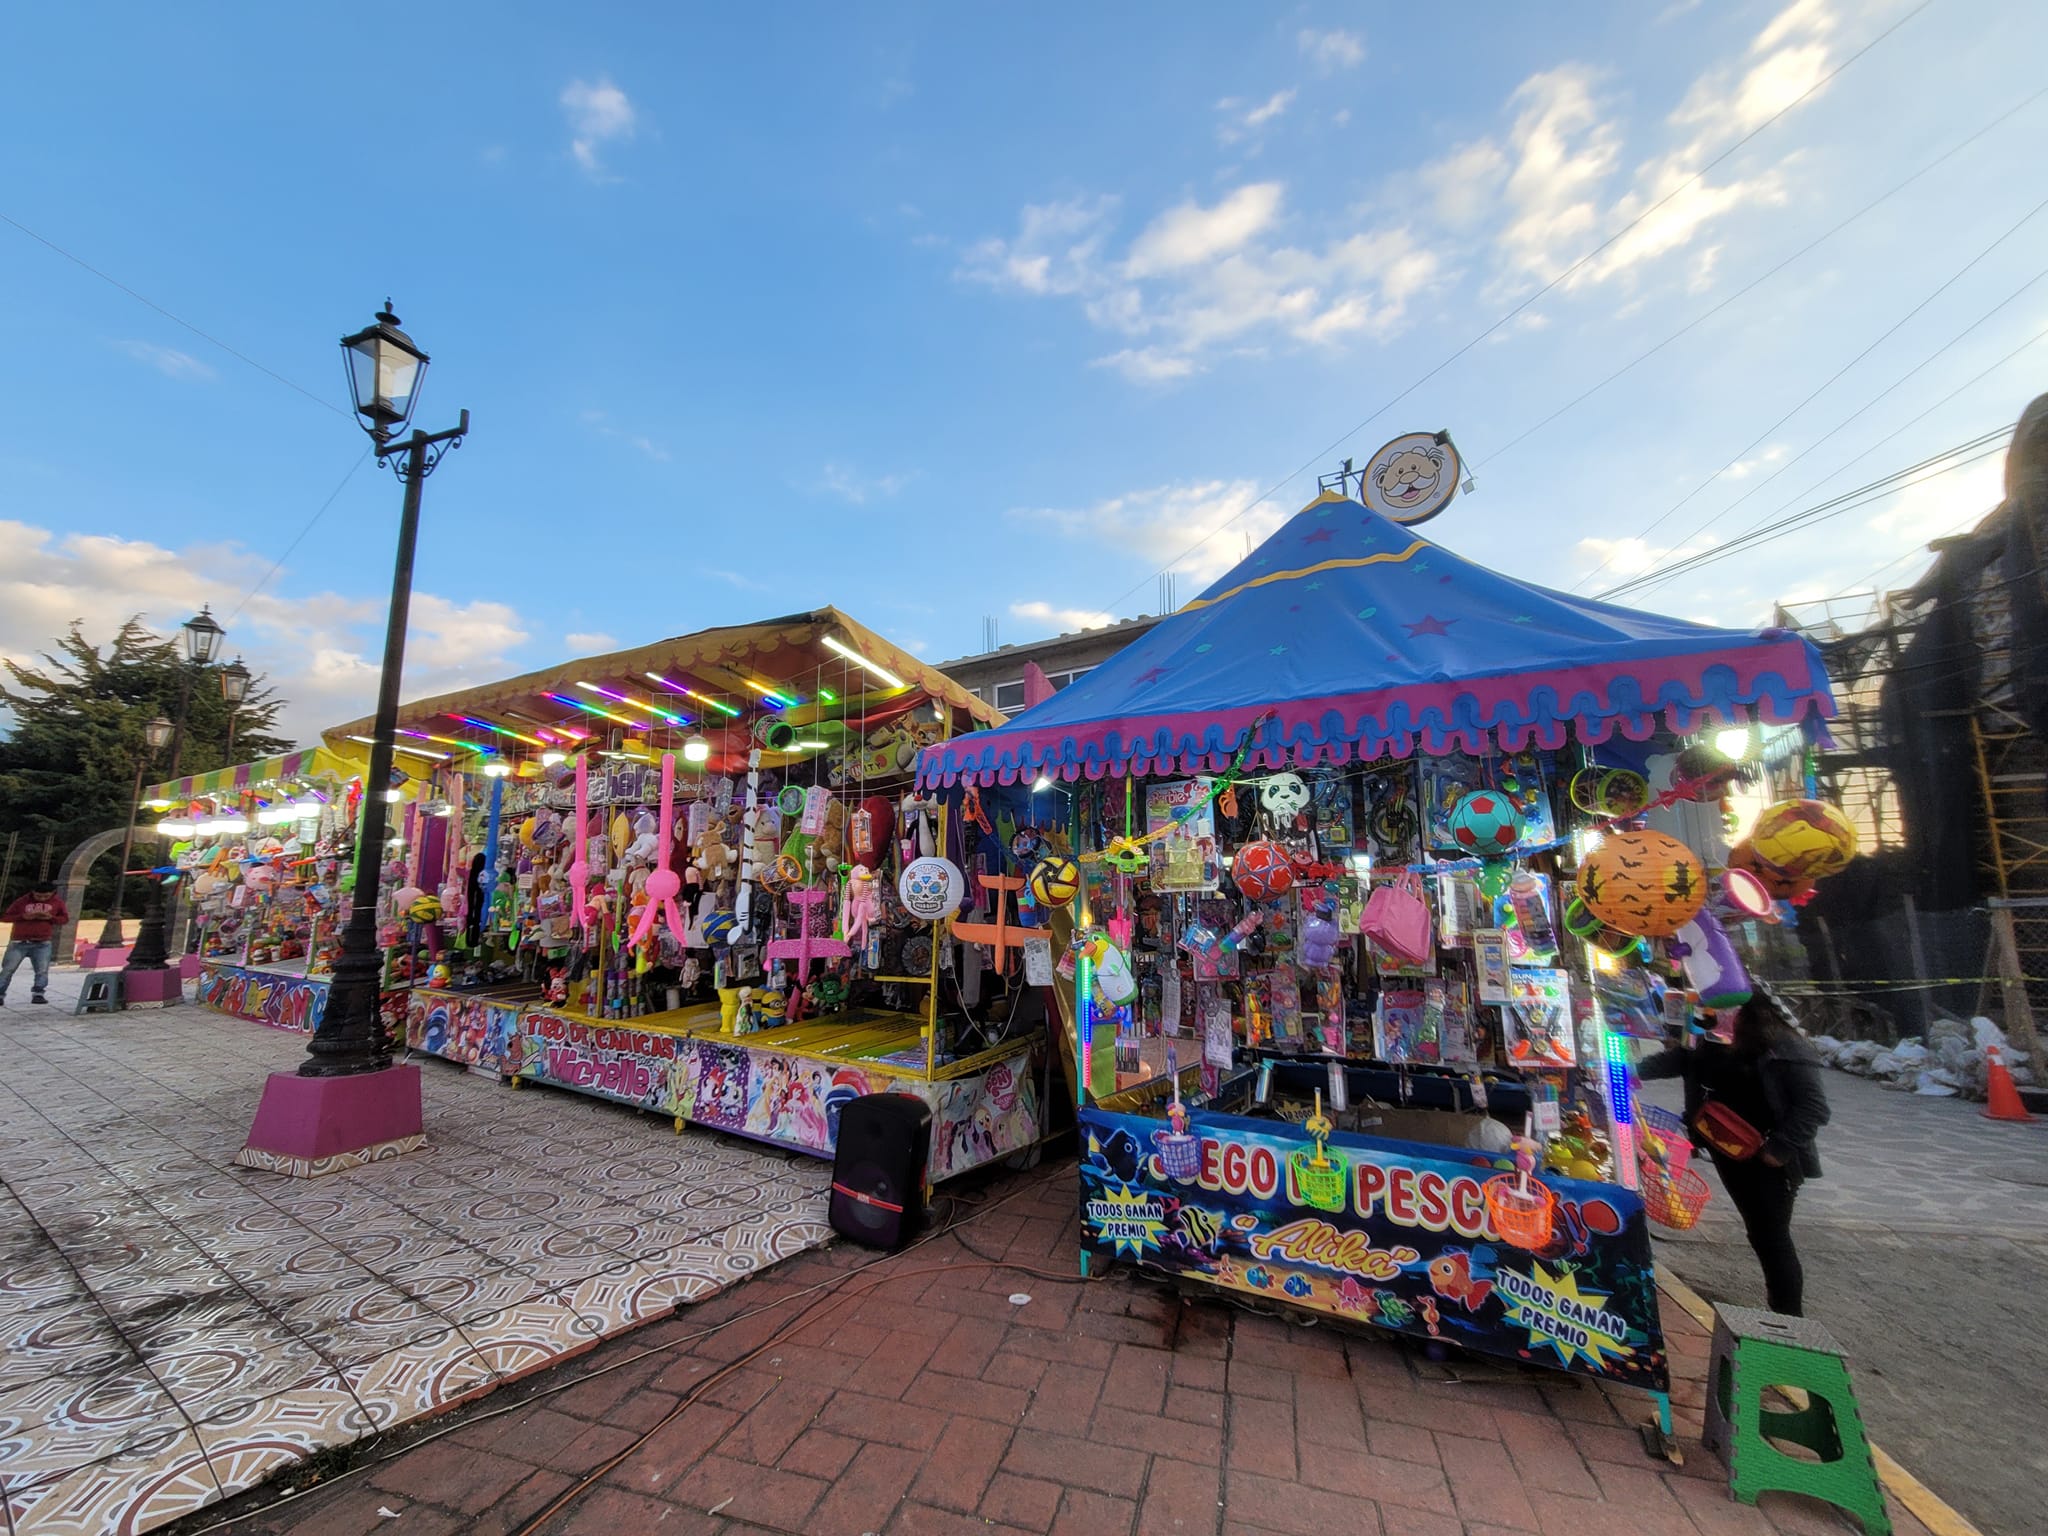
[0, 969, 833, 1536]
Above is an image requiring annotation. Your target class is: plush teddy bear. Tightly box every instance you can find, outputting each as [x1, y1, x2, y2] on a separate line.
[815, 798, 849, 868]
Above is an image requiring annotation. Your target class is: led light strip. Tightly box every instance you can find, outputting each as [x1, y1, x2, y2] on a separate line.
[446, 713, 547, 747]
[546, 692, 640, 728]
[645, 673, 743, 717]
[821, 633, 907, 689]
[576, 681, 689, 726]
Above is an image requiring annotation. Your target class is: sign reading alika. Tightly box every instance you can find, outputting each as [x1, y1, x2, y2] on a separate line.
[1078, 1106, 1667, 1391]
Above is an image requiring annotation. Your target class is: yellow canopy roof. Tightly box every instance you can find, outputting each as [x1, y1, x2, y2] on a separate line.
[322, 607, 1002, 757]
[145, 745, 368, 805]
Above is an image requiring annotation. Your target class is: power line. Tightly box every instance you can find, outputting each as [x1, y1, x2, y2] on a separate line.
[223, 449, 375, 624]
[0, 210, 350, 419]
[1602, 313, 2048, 599]
[1478, 84, 2048, 470]
[1087, 0, 1936, 616]
[1598, 430, 2013, 598]
[1598, 257, 2048, 594]
[1573, 190, 2048, 592]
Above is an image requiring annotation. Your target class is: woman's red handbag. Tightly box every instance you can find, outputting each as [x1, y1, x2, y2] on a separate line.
[1692, 1099, 1766, 1161]
[1361, 869, 1433, 967]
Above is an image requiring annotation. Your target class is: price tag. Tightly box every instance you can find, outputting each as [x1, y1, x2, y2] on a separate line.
[1532, 1093, 1562, 1139]
[1022, 935, 1055, 986]
[1161, 961, 1182, 1029]
[1326, 1060, 1348, 1112]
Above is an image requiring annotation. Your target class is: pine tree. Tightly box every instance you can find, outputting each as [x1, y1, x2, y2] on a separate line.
[0, 619, 292, 915]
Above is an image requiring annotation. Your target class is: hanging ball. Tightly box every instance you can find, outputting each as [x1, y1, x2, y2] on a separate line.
[1727, 838, 1814, 901]
[1027, 855, 1081, 907]
[645, 868, 681, 902]
[1447, 791, 1523, 853]
[1233, 839, 1295, 902]
[898, 855, 966, 920]
[1749, 798, 1858, 882]
[701, 909, 737, 946]
[1577, 829, 1706, 938]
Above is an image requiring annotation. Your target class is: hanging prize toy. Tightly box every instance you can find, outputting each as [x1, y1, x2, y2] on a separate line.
[628, 752, 692, 951]
[1152, 1050, 1201, 1179]
[570, 754, 594, 939]
[1483, 1120, 1558, 1251]
[841, 864, 881, 956]
[1288, 1091, 1347, 1211]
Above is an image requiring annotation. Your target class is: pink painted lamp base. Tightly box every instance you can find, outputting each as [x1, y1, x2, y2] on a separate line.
[235, 1064, 424, 1178]
[122, 968, 183, 1006]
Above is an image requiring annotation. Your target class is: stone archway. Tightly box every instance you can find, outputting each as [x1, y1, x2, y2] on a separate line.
[55, 826, 130, 961]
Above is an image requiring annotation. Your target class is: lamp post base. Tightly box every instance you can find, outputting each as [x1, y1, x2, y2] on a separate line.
[122, 967, 184, 1008]
[235, 1063, 424, 1178]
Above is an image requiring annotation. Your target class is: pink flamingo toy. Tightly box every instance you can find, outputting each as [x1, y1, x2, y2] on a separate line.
[630, 752, 692, 950]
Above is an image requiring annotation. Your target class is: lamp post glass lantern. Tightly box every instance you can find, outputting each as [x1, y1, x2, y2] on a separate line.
[305, 302, 467, 1079]
[182, 607, 225, 665]
[341, 303, 428, 440]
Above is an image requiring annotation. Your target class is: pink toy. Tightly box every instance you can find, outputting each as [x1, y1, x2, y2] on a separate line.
[629, 752, 692, 951]
[570, 754, 593, 939]
[764, 886, 850, 983]
[841, 864, 881, 951]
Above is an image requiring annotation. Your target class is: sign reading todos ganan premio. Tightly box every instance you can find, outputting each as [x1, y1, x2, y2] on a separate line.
[1079, 1106, 1667, 1391]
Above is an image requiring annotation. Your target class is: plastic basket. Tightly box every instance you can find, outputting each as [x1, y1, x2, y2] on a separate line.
[1639, 1105, 1695, 1175]
[1483, 1175, 1558, 1251]
[1289, 1149, 1349, 1212]
[1639, 1162, 1712, 1231]
[1153, 1131, 1201, 1181]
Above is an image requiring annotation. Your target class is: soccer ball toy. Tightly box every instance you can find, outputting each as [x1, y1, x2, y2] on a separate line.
[1027, 855, 1081, 907]
[1447, 791, 1522, 854]
[1577, 829, 1706, 938]
[1750, 798, 1858, 882]
[1233, 839, 1294, 902]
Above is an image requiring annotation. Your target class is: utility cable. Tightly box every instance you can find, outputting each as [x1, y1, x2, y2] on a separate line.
[1603, 311, 2048, 598]
[0, 210, 351, 419]
[1573, 190, 2048, 592]
[1477, 85, 2048, 470]
[1598, 432, 2012, 598]
[222, 450, 373, 623]
[1086, 0, 1937, 617]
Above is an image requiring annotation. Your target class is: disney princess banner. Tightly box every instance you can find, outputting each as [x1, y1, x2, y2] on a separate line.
[1078, 1106, 1667, 1392]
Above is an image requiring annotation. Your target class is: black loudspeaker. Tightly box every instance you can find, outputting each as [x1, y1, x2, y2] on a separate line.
[829, 1094, 933, 1249]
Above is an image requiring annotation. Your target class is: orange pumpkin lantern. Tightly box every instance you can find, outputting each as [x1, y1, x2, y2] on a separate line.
[1577, 829, 1707, 937]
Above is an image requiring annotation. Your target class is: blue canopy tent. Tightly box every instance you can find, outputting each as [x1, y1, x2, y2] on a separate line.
[919, 491, 1837, 786]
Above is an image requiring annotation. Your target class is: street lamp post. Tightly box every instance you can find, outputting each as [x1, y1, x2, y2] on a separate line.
[127, 610, 233, 976]
[95, 716, 175, 949]
[301, 302, 468, 1080]
[222, 657, 252, 758]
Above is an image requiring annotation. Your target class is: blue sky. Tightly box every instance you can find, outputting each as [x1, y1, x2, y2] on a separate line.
[4, 0, 2045, 743]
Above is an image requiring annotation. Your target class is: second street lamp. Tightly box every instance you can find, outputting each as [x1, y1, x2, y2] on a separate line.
[222, 656, 252, 758]
[95, 715, 174, 950]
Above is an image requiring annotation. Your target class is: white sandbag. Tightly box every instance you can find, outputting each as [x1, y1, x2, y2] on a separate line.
[1914, 1071, 1959, 1096]
[1973, 1016, 2008, 1052]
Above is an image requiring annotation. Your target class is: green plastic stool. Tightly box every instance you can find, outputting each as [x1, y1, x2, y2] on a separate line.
[1702, 1305, 1889, 1536]
[75, 971, 124, 1014]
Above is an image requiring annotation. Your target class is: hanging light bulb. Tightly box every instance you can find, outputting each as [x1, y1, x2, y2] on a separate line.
[682, 734, 712, 764]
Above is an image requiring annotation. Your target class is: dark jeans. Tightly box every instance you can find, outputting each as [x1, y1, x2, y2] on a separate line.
[1713, 1151, 1804, 1315]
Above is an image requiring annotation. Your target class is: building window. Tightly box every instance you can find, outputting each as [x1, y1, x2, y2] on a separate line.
[991, 666, 1091, 713]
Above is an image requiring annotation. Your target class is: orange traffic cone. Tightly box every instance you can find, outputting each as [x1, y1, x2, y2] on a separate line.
[1982, 1044, 2036, 1123]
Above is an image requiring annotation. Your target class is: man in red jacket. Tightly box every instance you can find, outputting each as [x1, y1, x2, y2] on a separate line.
[2, 882, 71, 1005]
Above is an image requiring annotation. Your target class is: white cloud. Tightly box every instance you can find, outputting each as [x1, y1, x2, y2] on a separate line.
[1724, 444, 1786, 479]
[114, 340, 215, 381]
[1571, 530, 1719, 581]
[1424, 140, 1510, 228]
[705, 568, 765, 591]
[1216, 89, 1296, 145]
[565, 631, 617, 653]
[1091, 347, 1201, 384]
[957, 196, 1121, 296]
[560, 77, 636, 179]
[1022, 477, 1289, 591]
[0, 520, 534, 742]
[1009, 600, 1116, 635]
[580, 409, 669, 461]
[1298, 28, 1366, 71]
[1126, 184, 1284, 277]
[820, 462, 913, 504]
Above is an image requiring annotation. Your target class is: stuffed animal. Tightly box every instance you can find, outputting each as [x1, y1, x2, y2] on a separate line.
[694, 822, 737, 884]
[842, 864, 881, 950]
[815, 798, 849, 868]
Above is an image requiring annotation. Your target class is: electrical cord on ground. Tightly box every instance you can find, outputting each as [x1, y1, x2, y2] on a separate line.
[1085, 0, 1936, 620]
[175, 1159, 1083, 1536]
[1574, 191, 2048, 593]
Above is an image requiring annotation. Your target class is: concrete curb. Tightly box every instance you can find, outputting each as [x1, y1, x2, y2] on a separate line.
[1657, 1264, 1982, 1536]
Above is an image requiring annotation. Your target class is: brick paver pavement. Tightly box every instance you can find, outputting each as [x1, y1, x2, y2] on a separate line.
[175, 1161, 1944, 1536]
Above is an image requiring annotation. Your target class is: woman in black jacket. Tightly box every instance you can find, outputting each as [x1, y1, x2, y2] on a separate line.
[1637, 997, 1830, 1315]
